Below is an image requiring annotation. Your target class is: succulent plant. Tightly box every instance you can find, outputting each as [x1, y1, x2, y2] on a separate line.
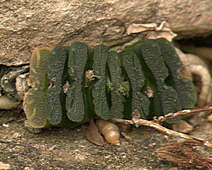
[23, 38, 197, 129]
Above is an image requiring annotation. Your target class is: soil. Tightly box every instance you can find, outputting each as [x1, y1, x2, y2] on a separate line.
[0, 111, 211, 170]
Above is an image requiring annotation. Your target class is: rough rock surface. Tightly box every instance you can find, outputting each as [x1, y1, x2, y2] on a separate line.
[0, 0, 212, 66]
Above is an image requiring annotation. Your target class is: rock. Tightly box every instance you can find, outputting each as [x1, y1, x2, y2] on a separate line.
[0, 0, 212, 66]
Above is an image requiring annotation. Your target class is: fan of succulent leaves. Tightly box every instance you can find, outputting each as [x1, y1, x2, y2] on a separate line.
[23, 38, 197, 128]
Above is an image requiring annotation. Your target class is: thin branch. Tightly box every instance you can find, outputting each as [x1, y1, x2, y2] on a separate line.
[112, 108, 212, 148]
[153, 106, 212, 123]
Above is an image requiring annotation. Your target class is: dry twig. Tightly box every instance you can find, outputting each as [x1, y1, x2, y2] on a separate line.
[112, 107, 212, 148]
[153, 106, 212, 123]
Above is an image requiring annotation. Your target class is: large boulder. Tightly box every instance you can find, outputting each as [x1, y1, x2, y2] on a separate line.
[0, 0, 212, 66]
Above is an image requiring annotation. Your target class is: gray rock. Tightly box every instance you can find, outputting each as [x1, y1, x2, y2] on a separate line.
[0, 0, 212, 66]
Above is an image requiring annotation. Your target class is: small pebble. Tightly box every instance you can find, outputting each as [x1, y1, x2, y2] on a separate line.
[2, 124, 9, 127]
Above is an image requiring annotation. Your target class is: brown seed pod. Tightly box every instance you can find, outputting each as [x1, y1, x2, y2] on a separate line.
[96, 120, 120, 145]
